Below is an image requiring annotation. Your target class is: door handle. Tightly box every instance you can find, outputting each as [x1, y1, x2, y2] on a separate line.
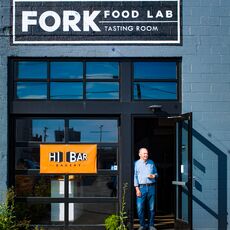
[172, 181, 186, 186]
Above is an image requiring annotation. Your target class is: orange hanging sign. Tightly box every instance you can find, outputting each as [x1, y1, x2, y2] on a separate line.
[40, 144, 97, 174]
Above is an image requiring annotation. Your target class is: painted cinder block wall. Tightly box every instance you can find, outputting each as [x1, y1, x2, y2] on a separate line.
[0, 0, 230, 229]
[182, 1, 230, 229]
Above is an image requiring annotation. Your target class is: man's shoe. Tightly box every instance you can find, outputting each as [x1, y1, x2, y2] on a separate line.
[149, 226, 157, 230]
[138, 227, 145, 230]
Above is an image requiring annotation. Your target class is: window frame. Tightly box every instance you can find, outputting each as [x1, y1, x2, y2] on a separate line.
[9, 57, 182, 228]
[132, 60, 180, 101]
[13, 116, 120, 227]
[14, 60, 121, 101]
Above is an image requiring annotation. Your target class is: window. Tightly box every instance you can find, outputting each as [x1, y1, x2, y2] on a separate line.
[15, 59, 180, 101]
[50, 82, 83, 99]
[69, 119, 118, 143]
[15, 61, 119, 100]
[85, 62, 119, 99]
[86, 62, 118, 79]
[16, 82, 47, 99]
[10, 58, 181, 228]
[86, 82, 119, 100]
[14, 118, 119, 227]
[18, 61, 47, 79]
[133, 61, 178, 100]
[50, 62, 83, 79]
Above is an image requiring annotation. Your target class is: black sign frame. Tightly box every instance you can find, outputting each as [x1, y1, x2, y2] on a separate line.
[13, 0, 181, 45]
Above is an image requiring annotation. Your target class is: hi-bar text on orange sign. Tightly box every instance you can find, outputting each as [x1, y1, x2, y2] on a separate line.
[40, 144, 97, 174]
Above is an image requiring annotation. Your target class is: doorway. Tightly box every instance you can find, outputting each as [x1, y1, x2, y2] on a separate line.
[133, 117, 176, 229]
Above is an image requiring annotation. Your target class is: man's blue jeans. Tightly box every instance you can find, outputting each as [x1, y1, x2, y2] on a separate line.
[136, 184, 155, 227]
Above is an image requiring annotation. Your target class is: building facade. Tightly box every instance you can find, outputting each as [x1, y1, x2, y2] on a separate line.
[0, 0, 230, 229]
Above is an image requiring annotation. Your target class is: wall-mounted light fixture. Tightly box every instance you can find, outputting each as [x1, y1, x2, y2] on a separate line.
[148, 104, 163, 113]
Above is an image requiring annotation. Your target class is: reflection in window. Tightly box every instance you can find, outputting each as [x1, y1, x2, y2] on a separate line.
[32, 120, 65, 142]
[69, 175, 117, 197]
[15, 202, 65, 224]
[68, 203, 117, 225]
[15, 60, 120, 100]
[15, 175, 65, 197]
[50, 82, 83, 99]
[18, 61, 47, 79]
[50, 62, 83, 79]
[17, 82, 47, 99]
[86, 82, 119, 99]
[15, 147, 40, 170]
[69, 119, 118, 143]
[134, 62, 177, 79]
[16, 119, 65, 142]
[14, 117, 119, 227]
[98, 146, 117, 170]
[134, 82, 177, 100]
[86, 62, 119, 79]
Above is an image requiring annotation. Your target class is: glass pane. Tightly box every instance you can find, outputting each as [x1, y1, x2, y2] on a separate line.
[181, 121, 189, 222]
[68, 203, 117, 225]
[15, 147, 40, 170]
[98, 146, 118, 170]
[15, 146, 119, 171]
[134, 62, 177, 79]
[50, 82, 83, 99]
[15, 202, 65, 224]
[18, 61, 47, 79]
[86, 62, 119, 79]
[69, 175, 117, 197]
[50, 62, 83, 79]
[86, 82, 119, 99]
[16, 119, 65, 142]
[133, 82, 177, 100]
[17, 82, 47, 99]
[15, 175, 65, 197]
[69, 119, 118, 143]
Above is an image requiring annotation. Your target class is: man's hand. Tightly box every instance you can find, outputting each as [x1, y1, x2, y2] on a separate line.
[148, 173, 157, 179]
[135, 187, 141, 197]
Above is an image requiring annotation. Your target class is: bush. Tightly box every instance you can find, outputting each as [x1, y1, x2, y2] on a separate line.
[105, 214, 120, 230]
[105, 183, 128, 230]
[0, 187, 39, 230]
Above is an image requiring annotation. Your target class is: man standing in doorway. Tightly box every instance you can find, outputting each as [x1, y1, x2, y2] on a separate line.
[134, 147, 158, 230]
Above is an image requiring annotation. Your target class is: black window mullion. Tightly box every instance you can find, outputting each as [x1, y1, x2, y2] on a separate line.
[15, 169, 39, 175]
[15, 197, 68, 203]
[15, 62, 19, 81]
[65, 118, 69, 225]
[65, 119, 69, 226]
[67, 197, 118, 203]
[13, 62, 18, 100]
[15, 79, 48, 82]
[65, 119, 69, 143]
[64, 175, 69, 227]
[83, 62, 86, 100]
[47, 61, 50, 100]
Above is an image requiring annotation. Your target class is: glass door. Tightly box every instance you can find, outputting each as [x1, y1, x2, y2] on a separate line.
[172, 113, 192, 229]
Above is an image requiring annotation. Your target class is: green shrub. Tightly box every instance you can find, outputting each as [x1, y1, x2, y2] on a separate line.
[105, 183, 128, 230]
[105, 214, 120, 230]
[0, 187, 30, 230]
